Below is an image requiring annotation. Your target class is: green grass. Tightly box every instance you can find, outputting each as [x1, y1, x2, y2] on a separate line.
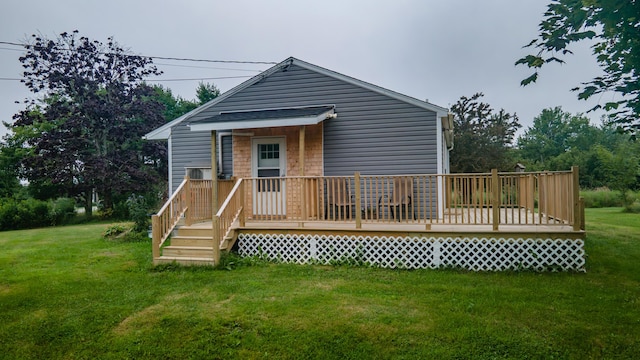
[0, 210, 639, 359]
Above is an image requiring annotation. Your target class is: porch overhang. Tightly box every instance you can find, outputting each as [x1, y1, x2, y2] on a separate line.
[188, 105, 336, 132]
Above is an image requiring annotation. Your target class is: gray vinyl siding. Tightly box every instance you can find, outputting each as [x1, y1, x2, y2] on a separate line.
[221, 135, 232, 178]
[170, 131, 233, 192]
[170, 63, 438, 191]
[171, 127, 211, 192]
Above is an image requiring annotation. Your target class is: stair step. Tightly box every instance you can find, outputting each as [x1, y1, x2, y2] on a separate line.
[170, 236, 214, 247]
[176, 227, 214, 237]
[154, 256, 215, 266]
[162, 245, 214, 258]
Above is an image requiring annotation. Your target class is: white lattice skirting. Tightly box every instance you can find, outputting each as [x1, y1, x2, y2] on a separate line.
[237, 234, 585, 272]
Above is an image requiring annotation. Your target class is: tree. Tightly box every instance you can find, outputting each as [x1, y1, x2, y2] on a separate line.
[516, 0, 640, 133]
[517, 107, 597, 164]
[195, 82, 221, 104]
[0, 137, 22, 198]
[450, 93, 521, 173]
[152, 85, 198, 122]
[517, 107, 639, 190]
[10, 31, 166, 215]
[151, 82, 220, 121]
[607, 141, 640, 206]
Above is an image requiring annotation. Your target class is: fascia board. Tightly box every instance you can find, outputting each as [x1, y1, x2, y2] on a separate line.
[189, 113, 327, 132]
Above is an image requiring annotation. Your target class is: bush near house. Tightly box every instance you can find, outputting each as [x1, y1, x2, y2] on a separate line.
[0, 197, 77, 231]
[581, 189, 639, 211]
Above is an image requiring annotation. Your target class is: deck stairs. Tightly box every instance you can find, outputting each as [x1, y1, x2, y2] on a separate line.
[154, 221, 239, 266]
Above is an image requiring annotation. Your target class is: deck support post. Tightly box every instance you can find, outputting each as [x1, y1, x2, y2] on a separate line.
[572, 166, 580, 231]
[491, 168, 500, 231]
[184, 175, 192, 226]
[354, 172, 362, 229]
[299, 126, 306, 227]
[579, 197, 585, 230]
[211, 130, 220, 264]
[151, 215, 160, 260]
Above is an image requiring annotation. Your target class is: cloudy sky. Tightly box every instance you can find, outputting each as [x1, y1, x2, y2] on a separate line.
[0, 0, 607, 140]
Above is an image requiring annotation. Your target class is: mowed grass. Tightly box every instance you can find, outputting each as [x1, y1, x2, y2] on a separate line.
[0, 210, 639, 359]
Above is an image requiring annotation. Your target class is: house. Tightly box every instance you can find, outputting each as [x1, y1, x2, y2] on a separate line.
[145, 57, 451, 195]
[145, 57, 585, 271]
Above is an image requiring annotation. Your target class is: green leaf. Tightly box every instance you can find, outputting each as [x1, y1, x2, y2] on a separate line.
[604, 102, 620, 111]
[578, 86, 597, 100]
[520, 72, 538, 86]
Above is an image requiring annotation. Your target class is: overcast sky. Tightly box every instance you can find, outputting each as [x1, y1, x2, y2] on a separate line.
[0, 0, 608, 141]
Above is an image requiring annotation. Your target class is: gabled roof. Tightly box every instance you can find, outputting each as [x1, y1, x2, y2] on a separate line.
[144, 57, 448, 140]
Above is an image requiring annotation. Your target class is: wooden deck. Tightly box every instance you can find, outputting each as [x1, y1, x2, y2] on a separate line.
[152, 170, 585, 267]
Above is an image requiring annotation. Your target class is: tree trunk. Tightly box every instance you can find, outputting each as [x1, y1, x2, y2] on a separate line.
[102, 191, 113, 215]
[84, 191, 93, 217]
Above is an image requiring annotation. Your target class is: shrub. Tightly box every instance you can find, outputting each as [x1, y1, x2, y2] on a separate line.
[0, 197, 79, 231]
[624, 200, 640, 213]
[102, 224, 127, 238]
[126, 194, 150, 233]
[581, 189, 625, 208]
[49, 197, 76, 225]
[0, 199, 19, 230]
[0, 198, 51, 230]
[581, 189, 639, 208]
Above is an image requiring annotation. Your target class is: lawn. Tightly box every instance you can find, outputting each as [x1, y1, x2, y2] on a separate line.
[0, 209, 638, 359]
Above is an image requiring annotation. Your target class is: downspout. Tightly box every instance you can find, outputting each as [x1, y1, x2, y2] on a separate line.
[167, 133, 173, 197]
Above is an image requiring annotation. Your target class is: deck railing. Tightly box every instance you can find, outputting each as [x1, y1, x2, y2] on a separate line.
[240, 167, 583, 230]
[151, 177, 236, 259]
[186, 179, 236, 224]
[215, 178, 245, 246]
[151, 178, 189, 259]
[152, 168, 583, 259]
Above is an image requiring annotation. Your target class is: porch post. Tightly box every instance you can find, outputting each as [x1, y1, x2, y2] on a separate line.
[572, 166, 580, 231]
[299, 125, 305, 176]
[491, 168, 500, 231]
[151, 214, 160, 261]
[184, 174, 192, 226]
[299, 126, 306, 227]
[211, 130, 220, 264]
[354, 172, 362, 229]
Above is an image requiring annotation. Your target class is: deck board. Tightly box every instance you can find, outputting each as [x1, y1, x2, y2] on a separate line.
[189, 206, 579, 234]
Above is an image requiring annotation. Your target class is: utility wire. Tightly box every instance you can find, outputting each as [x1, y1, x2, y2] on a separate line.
[154, 62, 262, 72]
[0, 46, 23, 52]
[146, 75, 253, 82]
[0, 40, 277, 65]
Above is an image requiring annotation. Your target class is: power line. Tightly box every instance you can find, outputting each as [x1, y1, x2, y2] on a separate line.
[0, 40, 277, 65]
[154, 62, 262, 72]
[0, 75, 255, 82]
[0, 46, 23, 52]
[146, 75, 252, 82]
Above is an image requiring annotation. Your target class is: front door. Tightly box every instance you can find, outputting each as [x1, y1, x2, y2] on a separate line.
[252, 137, 286, 216]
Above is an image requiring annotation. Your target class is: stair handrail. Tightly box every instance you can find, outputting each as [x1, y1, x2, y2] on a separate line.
[215, 178, 245, 247]
[151, 178, 190, 259]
